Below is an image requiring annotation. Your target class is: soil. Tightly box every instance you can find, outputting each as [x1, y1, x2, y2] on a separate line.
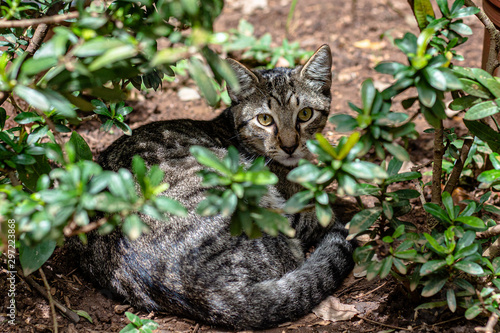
[0, 0, 493, 332]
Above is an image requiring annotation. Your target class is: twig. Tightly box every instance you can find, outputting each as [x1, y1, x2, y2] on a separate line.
[7, 170, 21, 186]
[0, 91, 9, 108]
[477, 223, 500, 239]
[475, 312, 499, 333]
[483, 237, 500, 258]
[79, 114, 100, 122]
[63, 216, 108, 237]
[25, 20, 50, 56]
[431, 122, 444, 206]
[464, 0, 500, 74]
[443, 138, 473, 195]
[353, 281, 388, 299]
[357, 314, 410, 331]
[39, 268, 58, 333]
[0, 12, 79, 28]
[16, 266, 80, 323]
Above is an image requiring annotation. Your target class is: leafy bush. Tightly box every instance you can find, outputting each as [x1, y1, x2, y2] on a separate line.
[2, 0, 500, 330]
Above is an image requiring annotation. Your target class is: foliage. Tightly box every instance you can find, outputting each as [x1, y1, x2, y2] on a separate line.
[2, 0, 500, 329]
[120, 312, 158, 333]
[0, 0, 229, 266]
[223, 19, 314, 68]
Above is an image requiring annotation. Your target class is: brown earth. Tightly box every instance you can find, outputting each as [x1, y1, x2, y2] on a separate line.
[0, 0, 492, 332]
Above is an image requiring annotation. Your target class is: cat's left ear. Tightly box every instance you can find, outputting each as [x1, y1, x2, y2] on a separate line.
[300, 44, 332, 95]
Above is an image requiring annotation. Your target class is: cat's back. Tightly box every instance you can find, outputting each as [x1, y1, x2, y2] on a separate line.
[98, 118, 228, 172]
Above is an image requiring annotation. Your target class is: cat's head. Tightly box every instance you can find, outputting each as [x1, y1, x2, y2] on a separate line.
[227, 45, 332, 167]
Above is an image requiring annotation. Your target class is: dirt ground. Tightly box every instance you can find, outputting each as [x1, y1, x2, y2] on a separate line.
[0, 0, 493, 332]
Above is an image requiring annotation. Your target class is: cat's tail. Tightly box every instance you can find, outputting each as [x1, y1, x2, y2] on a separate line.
[207, 228, 354, 329]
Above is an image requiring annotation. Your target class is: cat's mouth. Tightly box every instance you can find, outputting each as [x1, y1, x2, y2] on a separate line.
[278, 155, 301, 167]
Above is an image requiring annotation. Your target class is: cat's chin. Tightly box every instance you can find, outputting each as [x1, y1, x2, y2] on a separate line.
[277, 156, 302, 167]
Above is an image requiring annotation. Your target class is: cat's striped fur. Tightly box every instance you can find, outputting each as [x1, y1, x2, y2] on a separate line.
[74, 45, 354, 329]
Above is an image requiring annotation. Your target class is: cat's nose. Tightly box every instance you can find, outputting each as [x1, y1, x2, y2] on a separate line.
[281, 144, 298, 155]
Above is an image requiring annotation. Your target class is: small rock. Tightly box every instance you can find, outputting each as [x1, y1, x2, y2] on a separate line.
[242, 0, 268, 14]
[114, 304, 131, 314]
[178, 87, 201, 101]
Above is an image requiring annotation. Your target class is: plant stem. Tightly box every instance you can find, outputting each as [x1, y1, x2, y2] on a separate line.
[0, 12, 79, 28]
[431, 121, 444, 205]
[39, 268, 58, 333]
[464, 0, 500, 74]
[443, 138, 473, 195]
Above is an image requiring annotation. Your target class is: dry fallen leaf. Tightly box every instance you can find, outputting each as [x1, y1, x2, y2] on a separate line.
[312, 296, 359, 322]
[353, 39, 386, 50]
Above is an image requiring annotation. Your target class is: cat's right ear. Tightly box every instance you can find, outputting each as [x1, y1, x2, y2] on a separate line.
[226, 59, 259, 102]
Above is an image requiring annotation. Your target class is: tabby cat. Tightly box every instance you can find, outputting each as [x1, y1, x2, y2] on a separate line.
[75, 44, 354, 330]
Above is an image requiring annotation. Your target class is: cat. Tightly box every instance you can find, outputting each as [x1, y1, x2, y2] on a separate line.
[73, 44, 354, 330]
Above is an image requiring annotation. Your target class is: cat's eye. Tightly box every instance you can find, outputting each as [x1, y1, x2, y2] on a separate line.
[257, 114, 274, 126]
[297, 108, 313, 122]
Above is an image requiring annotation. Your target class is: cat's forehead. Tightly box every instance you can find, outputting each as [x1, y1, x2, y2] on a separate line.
[257, 67, 295, 88]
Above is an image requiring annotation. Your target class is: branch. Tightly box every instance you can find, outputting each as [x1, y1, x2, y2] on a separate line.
[431, 122, 444, 205]
[39, 268, 58, 333]
[0, 12, 79, 28]
[475, 312, 499, 333]
[63, 216, 108, 237]
[16, 266, 80, 323]
[464, 0, 500, 74]
[443, 138, 473, 194]
[477, 223, 500, 239]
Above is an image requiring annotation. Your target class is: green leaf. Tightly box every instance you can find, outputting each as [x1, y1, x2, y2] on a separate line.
[421, 276, 448, 297]
[14, 112, 43, 124]
[385, 171, 421, 184]
[424, 203, 451, 223]
[328, 114, 358, 132]
[449, 95, 480, 111]
[441, 191, 455, 220]
[12, 153, 37, 165]
[383, 142, 410, 161]
[361, 79, 376, 114]
[68, 132, 92, 162]
[123, 214, 148, 241]
[190, 146, 231, 176]
[22, 57, 58, 76]
[342, 161, 388, 180]
[315, 202, 333, 227]
[478, 170, 500, 183]
[19, 240, 56, 276]
[451, 6, 480, 18]
[155, 197, 187, 216]
[464, 100, 499, 120]
[459, 78, 493, 99]
[465, 305, 483, 319]
[88, 44, 137, 71]
[284, 191, 314, 214]
[287, 163, 320, 183]
[464, 120, 500, 152]
[394, 249, 418, 260]
[424, 67, 447, 91]
[414, 0, 435, 29]
[348, 208, 382, 236]
[453, 261, 484, 275]
[14, 85, 50, 111]
[449, 22, 473, 35]
[0, 107, 5, 130]
[424, 232, 448, 254]
[415, 301, 447, 310]
[454, 216, 486, 229]
[374, 61, 406, 75]
[75, 310, 93, 323]
[416, 78, 437, 107]
[188, 58, 218, 106]
[73, 38, 126, 57]
[420, 260, 447, 276]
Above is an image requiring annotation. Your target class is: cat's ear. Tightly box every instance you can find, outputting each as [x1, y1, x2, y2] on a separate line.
[226, 58, 259, 102]
[300, 44, 332, 95]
